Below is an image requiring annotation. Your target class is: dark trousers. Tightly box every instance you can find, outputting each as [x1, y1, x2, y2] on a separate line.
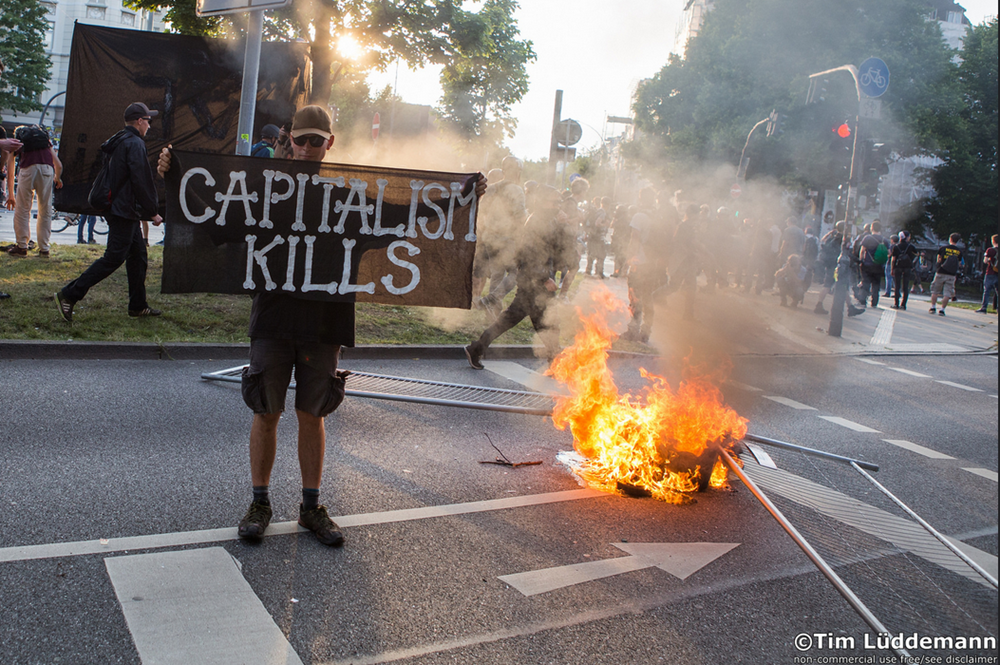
[63, 216, 148, 311]
[476, 287, 558, 356]
[893, 268, 911, 308]
[861, 267, 883, 307]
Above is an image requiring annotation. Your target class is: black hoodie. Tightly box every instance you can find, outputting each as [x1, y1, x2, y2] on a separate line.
[101, 126, 158, 221]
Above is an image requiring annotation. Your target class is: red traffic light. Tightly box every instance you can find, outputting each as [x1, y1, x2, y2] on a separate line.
[834, 123, 851, 138]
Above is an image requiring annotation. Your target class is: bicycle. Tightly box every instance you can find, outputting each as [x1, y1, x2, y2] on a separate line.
[47, 210, 109, 236]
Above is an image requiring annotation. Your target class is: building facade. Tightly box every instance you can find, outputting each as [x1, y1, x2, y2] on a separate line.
[2, 0, 165, 133]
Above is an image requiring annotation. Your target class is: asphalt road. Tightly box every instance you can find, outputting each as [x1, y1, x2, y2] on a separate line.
[0, 352, 995, 665]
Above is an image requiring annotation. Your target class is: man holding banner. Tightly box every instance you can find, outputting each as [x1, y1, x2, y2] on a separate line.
[158, 104, 486, 547]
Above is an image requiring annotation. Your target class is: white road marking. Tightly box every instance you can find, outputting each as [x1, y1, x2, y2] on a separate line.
[882, 343, 970, 352]
[946, 536, 1000, 580]
[499, 542, 740, 596]
[764, 396, 817, 410]
[105, 547, 304, 665]
[882, 439, 954, 460]
[746, 443, 778, 469]
[0, 489, 604, 564]
[869, 308, 896, 346]
[990, 395, 998, 399]
[485, 360, 566, 394]
[725, 380, 763, 392]
[889, 367, 932, 378]
[817, 416, 881, 433]
[854, 358, 885, 366]
[962, 468, 999, 483]
[935, 380, 983, 392]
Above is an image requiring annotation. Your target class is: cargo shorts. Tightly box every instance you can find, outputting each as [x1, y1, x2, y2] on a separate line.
[241, 339, 346, 418]
[929, 273, 957, 299]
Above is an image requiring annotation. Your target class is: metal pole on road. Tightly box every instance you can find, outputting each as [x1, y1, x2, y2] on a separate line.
[236, 10, 264, 157]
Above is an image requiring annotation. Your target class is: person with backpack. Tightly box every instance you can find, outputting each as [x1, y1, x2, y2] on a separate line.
[4, 124, 62, 257]
[928, 233, 965, 316]
[858, 221, 888, 308]
[250, 124, 280, 159]
[890, 231, 918, 310]
[55, 102, 162, 322]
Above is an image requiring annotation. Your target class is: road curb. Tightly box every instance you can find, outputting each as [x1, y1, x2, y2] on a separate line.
[0, 340, 659, 362]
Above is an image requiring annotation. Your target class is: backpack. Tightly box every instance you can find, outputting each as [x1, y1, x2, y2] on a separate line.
[87, 153, 114, 213]
[13, 125, 51, 153]
[820, 232, 840, 265]
[873, 242, 889, 265]
[895, 242, 916, 270]
[250, 141, 274, 159]
[804, 234, 819, 261]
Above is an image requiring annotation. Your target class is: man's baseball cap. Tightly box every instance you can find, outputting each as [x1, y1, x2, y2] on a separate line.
[124, 102, 158, 121]
[290, 105, 333, 140]
[261, 124, 280, 139]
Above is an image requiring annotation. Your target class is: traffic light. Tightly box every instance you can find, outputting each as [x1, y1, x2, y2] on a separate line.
[834, 122, 851, 138]
[827, 120, 853, 183]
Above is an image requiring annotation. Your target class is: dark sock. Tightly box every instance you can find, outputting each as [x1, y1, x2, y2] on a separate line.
[253, 485, 270, 505]
[302, 488, 320, 510]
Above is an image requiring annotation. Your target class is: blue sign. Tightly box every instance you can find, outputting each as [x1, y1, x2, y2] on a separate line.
[858, 57, 890, 98]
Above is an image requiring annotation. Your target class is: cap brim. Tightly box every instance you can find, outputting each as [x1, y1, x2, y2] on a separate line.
[290, 128, 331, 140]
[147, 110, 159, 117]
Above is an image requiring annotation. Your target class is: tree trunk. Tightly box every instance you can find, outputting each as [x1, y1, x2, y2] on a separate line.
[310, 10, 334, 105]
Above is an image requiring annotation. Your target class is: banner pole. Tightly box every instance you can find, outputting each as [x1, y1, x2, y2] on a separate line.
[236, 10, 265, 156]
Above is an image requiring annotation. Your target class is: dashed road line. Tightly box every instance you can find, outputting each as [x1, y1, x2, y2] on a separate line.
[726, 380, 763, 392]
[882, 439, 955, 460]
[854, 358, 885, 366]
[764, 396, 817, 410]
[935, 380, 983, 392]
[817, 416, 881, 433]
[889, 367, 932, 378]
[962, 468, 999, 483]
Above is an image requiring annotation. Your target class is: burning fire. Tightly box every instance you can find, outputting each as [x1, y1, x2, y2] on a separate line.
[547, 287, 747, 503]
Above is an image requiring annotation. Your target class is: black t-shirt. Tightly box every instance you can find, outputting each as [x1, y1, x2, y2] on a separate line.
[249, 293, 355, 346]
[891, 240, 916, 270]
[936, 245, 964, 275]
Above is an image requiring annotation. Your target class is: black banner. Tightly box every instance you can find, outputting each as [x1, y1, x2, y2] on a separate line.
[162, 151, 479, 309]
[55, 24, 309, 214]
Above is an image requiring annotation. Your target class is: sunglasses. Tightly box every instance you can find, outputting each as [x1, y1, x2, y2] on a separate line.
[292, 134, 327, 148]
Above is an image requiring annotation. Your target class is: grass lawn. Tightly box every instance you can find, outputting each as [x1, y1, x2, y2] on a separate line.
[0, 244, 544, 346]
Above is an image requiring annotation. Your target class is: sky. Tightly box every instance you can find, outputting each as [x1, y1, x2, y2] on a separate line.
[367, 0, 998, 163]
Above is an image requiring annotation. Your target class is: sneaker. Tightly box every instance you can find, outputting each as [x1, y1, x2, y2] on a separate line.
[55, 291, 74, 322]
[6, 246, 27, 257]
[929, 307, 936, 314]
[128, 307, 162, 317]
[237, 500, 272, 540]
[938, 309, 946, 316]
[976, 308, 988, 313]
[298, 504, 345, 546]
[0, 292, 10, 300]
[38, 250, 49, 258]
[847, 305, 865, 317]
[814, 303, 828, 314]
[465, 342, 485, 370]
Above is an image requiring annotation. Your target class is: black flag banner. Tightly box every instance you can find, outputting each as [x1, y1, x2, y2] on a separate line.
[162, 151, 478, 309]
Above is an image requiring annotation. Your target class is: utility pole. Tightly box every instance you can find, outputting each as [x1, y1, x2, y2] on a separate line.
[548, 90, 563, 186]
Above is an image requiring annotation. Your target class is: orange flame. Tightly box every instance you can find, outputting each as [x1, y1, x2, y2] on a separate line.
[547, 286, 748, 503]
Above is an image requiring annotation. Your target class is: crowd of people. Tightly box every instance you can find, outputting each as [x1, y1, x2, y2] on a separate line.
[463, 178, 999, 360]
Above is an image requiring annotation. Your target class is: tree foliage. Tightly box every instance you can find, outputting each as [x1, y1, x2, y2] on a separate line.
[631, 0, 964, 190]
[0, 0, 52, 115]
[924, 17, 998, 242]
[128, 0, 533, 140]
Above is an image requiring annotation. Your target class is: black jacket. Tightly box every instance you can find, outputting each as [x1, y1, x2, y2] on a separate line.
[102, 126, 158, 221]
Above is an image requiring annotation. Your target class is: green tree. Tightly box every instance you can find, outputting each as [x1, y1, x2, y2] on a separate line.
[128, 0, 533, 137]
[0, 0, 52, 115]
[924, 17, 998, 242]
[438, 0, 534, 142]
[631, 0, 964, 191]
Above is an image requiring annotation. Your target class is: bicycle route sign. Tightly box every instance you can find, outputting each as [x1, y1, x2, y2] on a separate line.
[858, 57, 890, 98]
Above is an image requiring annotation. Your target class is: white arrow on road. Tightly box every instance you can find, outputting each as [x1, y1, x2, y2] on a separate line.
[499, 542, 740, 597]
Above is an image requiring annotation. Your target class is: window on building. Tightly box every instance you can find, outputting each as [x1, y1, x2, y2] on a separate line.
[946, 11, 962, 23]
[121, 11, 135, 26]
[86, 5, 107, 19]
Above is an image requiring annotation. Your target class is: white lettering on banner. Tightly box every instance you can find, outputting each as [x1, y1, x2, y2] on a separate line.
[292, 173, 310, 232]
[405, 180, 424, 239]
[260, 170, 295, 230]
[311, 175, 345, 234]
[370, 179, 400, 237]
[338, 238, 376, 295]
[418, 182, 449, 240]
[301, 236, 338, 294]
[450, 180, 477, 241]
[214, 171, 258, 226]
[381, 240, 421, 295]
[333, 178, 375, 235]
[281, 235, 300, 292]
[179, 167, 216, 224]
[244, 234, 284, 291]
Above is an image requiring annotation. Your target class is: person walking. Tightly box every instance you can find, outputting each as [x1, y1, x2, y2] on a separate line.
[55, 102, 162, 321]
[889, 231, 917, 310]
[858, 221, 887, 308]
[928, 233, 964, 317]
[977, 234, 997, 314]
[5, 124, 62, 257]
[250, 124, 281, 158]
